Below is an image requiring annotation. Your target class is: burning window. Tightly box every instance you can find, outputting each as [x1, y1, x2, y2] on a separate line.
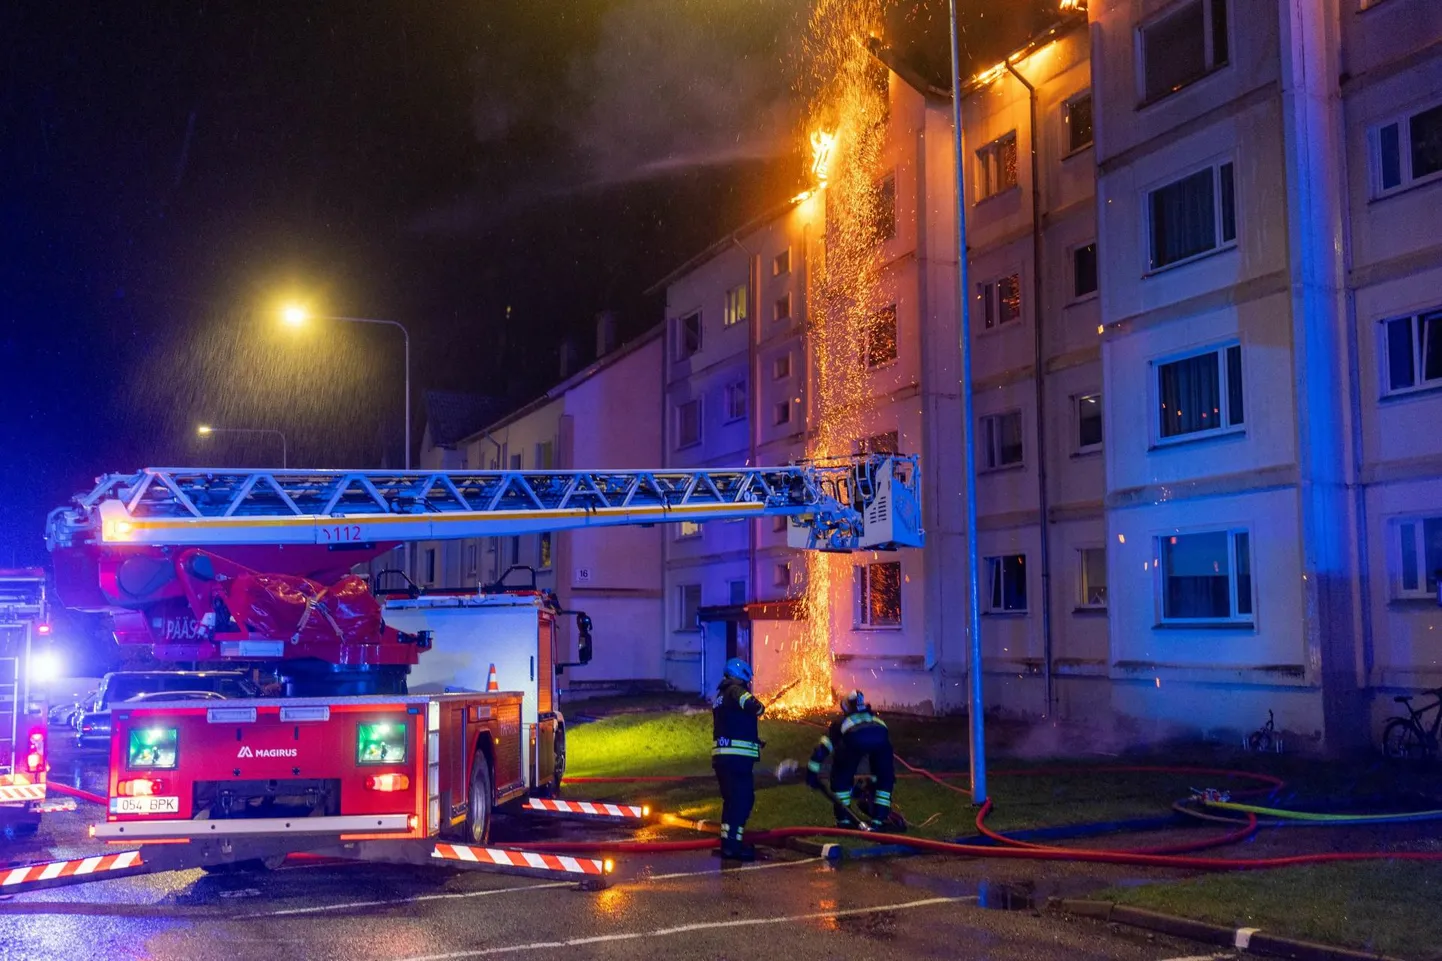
[863, 304, 898, 368]
[985, 555, 1028, 613]
[976, 133, 1018, 200]
[855, 561, 902, 627]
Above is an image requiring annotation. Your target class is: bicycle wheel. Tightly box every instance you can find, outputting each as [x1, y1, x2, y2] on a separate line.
[1248, 730, 1273, 753]
[1383, 718, 1427, 761]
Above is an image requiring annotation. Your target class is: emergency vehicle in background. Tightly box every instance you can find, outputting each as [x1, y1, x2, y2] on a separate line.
[0, 569, 62, 837]
[22, 456, 922, 891]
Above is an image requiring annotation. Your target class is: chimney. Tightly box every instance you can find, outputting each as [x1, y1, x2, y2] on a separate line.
[595, 310, 619, 358]
[559, 337, 580, 379]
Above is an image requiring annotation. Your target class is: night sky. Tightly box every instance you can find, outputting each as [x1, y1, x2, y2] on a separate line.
[0, 0, 1050, 578]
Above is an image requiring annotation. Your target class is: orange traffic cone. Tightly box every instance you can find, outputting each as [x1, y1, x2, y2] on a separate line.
[486, 664, 499, 692]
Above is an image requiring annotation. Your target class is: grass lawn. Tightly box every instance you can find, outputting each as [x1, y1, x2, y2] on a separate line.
[1098, 862, 1442, 960]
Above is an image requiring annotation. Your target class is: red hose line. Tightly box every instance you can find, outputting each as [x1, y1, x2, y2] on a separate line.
[47, 781, 107, 806]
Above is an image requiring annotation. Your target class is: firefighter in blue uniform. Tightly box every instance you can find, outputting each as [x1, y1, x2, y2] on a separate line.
[806, 690, 895, 829]
[712, 658, 765, 860]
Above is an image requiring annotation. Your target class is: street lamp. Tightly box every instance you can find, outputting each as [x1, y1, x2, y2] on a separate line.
[197, 425, 289, 468]
[279, 305, 412, 469]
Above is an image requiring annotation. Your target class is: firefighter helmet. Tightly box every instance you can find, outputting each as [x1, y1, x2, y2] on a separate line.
[723, 658, 753, 684]
[841, 690, 866, 714]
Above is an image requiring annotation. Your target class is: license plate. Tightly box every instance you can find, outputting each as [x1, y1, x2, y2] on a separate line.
[110, 796, 180, 815]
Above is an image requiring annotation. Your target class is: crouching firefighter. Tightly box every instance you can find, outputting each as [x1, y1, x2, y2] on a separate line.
[712, 658, 766, 860]
[806, 690, 895, 830]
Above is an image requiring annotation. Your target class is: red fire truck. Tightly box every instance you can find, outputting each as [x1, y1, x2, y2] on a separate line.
[0, 569, 61, 838]
[13, 457, 921, 893]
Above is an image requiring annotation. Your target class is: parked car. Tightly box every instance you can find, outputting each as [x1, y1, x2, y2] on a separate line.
[75, 671, 257, 747]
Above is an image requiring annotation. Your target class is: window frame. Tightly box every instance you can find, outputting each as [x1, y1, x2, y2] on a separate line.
[772, 248, 791, 276]
[1075, 392, 1104, 454]
[1381, 308, 1442, 397]
[774, 561, 792, 589]
[424, 548, 437, 585]
[1078, 546, 1108, 610]
[773, 399, 792, 426]
[723, 380, 748, 423]
[728, 579, 748, 606]
[674, 398, 703, 450]
[976, 271, 1024, 332]
[1145, 159, 1237, 272]
[1137, 0, 1230, 106]
[983, 554, 1028, 615]
[863, 303, 899, 369]
[538, 532, 553, 570]
[723, 283, 748, 328]
[676, 520, 703, 541]
[1063, 90, 1094, 156]
[673, 312, 702, 361]
[772, 353, 792, 380]
[873, 172, 897, 243]
[979, 409, 1026, 472]
[1392, 516, 1442, 599]
[773, 292, 792, 322]
[1371, 100, 1442, 198]
[1070, 240, 1099, 302]
[676, 583, 702, 632]
[1155, 527, 1254, 624]
[854, 560, 903, 629]
[1151, 342, 1244, 446]
[975, 132, 1019, 202]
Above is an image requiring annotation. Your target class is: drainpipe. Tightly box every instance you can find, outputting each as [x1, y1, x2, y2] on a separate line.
[1005, 60, 1056, 718]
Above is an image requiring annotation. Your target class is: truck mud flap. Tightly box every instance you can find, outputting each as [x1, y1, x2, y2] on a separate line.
[521, 797, 648, 824]
[1, 851, 148, 894]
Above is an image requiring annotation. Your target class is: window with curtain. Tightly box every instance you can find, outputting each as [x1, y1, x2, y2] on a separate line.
[1156, 344, 1243, 440]
[1159, 530, 1252, 621]
[1149, 162, 1235, 269]
[1395, 517, 1442, 598]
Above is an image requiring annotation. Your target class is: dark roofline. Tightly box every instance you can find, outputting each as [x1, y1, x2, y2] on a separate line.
[642, 194, 807, 298]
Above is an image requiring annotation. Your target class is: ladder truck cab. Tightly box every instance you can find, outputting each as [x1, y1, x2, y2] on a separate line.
[36, 457, 921, 886]
[0, 569, 57, 837]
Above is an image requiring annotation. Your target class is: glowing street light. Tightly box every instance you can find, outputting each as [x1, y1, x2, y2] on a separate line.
[278, 305, 412, 469]
[197, 425, 288, 468]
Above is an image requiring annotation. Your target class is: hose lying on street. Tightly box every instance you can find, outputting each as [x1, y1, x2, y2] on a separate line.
[46, 781, 107, 807]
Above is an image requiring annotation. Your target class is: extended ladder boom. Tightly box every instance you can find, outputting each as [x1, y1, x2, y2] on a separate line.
[47, 456, 923, 553]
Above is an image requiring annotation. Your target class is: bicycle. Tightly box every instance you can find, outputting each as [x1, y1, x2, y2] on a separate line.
[1247, 710, 1278, 753]
[1382, 687, 1442, 761]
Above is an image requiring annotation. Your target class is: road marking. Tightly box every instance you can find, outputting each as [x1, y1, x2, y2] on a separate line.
[1156, 954, 1234, 961]
[237, 880, 572, 918]
[391, 896, 970, 961]
[644, 856, 822, 882]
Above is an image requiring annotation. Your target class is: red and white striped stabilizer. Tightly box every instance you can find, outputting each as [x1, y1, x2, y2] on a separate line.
[524, 797, 646, 820]
[2, 851, 144, 891]
[0, 784, 46, 803]
[431, 843, 609, 876]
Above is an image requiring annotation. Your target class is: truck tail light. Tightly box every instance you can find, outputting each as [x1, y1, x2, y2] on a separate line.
[25, 730, 45, 773]
[364, 773, 410, 792]
[117, 778, 164, 797]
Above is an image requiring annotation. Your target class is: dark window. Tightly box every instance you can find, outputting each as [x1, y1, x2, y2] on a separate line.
[1073, 242, 1098, 298]
[1398, 519, 1442, 596]
[859, 430, 900, 455]
[1157, 345, 1243, 439]
[772, 249, 790, 276]
[1142, 0, 1228, 103]
[1160, 530, 1252, 621]
[425, 548, 436, 584]
[676, 400, 702, 449]
[1077, 394, 1103, 450]
[675, 313, 702, 359]
[724, 381, 747, 422]
[981, 411, 1024, 469]
[986, 555, 1027, 613]
[1149, 163, 1236, 269]
[729, 579, 747, 605]
[1384, 310, 1442, 393]
[864, 305, 899, 368]
[678, 584, 701, 631]
[774, 293, 792, 321]
[1411, 103, 1442, 180]
[1066, 93, 1094, 153]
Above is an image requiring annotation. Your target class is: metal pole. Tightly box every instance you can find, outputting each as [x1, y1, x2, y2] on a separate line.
[278, 431, 287, 470]
[949, 0, 986, 805]
[329, 316, 411, 469]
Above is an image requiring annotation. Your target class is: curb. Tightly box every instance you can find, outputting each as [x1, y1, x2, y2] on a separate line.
[1050, 899, 1403, 961]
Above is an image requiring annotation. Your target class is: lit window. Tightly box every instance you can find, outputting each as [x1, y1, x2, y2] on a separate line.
[977, 273, 1022, 330]
[1155, 344, 1243, 441]
[980, 411, 1024, 470]
[1383, 309, 1442, 395]
[1149, 162, 1236, 269]
[1140, 0, 1229, 104]
[773, 249, 791, 276]
[677, 584, 702, 631]
[985, 555, 1027, 613]
[675, 399, 702, 449]
[677, 521, 703, 540]
[538, 533, 552, 570]
[1158, 529, 1252, 622]
[1079, 547, 1107, 609]
[976, 133, 1018, 200]
[724, 284, 748, 328]
[1072, 242, 1098, 299]
[855, 562, 902, 627]
[863, 304, 899, 368]
[1376, 103, 1442, 197]
[1395, 517, 1442, 598]
[1076, 393, 1103, 452]
[773, 353, 792, 380]
[774, 293, 792, 322]
[724, 381, 747, 422]
[1065, 91, 1093, 153]
[674, 313, 702, 360]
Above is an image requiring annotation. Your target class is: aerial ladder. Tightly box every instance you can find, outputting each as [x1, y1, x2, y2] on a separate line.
[9, 455, 923, 896]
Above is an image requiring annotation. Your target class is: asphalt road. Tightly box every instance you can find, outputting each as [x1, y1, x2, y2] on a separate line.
[2, 743, 1237, 961]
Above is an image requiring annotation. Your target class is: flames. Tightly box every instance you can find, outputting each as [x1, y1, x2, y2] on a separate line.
[810, 129, 836, 185]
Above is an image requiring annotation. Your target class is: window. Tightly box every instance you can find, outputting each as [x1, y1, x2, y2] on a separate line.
[980, 411, 1024, 470]
[424, 548, 437, 585]
[509, 452, 522, 471]
[773, 248, 791, 276]
[977, 273, 1022, 330]
[465, 542, 478, 579]
[675, 399, 702, 449]
[1383, 309, 1442, 394]
[773, 400, 792, 426]
[1156, 344, 1243, 441]
[1395, 517, 1442, 598]
[774, 293, 792, 322]
[873, 174, 896, 243]
[863, 304, 899, 368]
[677, 584, 702, 631]
[1076, 393, 1103, 452]
[774, 562, 793, 588]
[675, 312, 702, 360]
[723, 381, 747, 422]
[772, 515, 788, 534]
[539, 533, 552, 570]
[676, 521, 704, 541]
[724, 283, 748, 327]
[1159, 529, 1253, 622]
[509, 536, 521, 566]
[985, 555, 1027, 613]
[1072, 242, 1098, 299]
[773, 353, 792, 380]
[1079, 547, 1107, 609]
[1140, 0, 1229, 104]
[1376, 104, 1442, 195]
[1065, 92, 1094, 153]
[858, 430, 900, 455]
[855, 561, 902, 627]
[728, 579, 748, 605]
[976, 133, 1018, 200]
[1149, 162, 1235, 269]
[535, 441, 554, 470]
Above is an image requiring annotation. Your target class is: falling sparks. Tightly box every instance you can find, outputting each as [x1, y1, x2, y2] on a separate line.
[766, 0, 888, 717]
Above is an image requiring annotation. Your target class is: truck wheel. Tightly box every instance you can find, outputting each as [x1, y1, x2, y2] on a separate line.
[467, 752, 493, 845]
[550, 724, 567, 795]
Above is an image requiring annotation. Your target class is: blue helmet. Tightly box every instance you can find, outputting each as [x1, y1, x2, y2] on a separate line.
[841, 690, 866, 714]
[723, 658, 753, 684]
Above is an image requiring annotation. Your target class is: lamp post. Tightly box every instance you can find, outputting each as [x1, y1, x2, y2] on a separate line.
[197, 425, 288, 469]
[948, 0, 986, 805]
[281, 306, 412, 469]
